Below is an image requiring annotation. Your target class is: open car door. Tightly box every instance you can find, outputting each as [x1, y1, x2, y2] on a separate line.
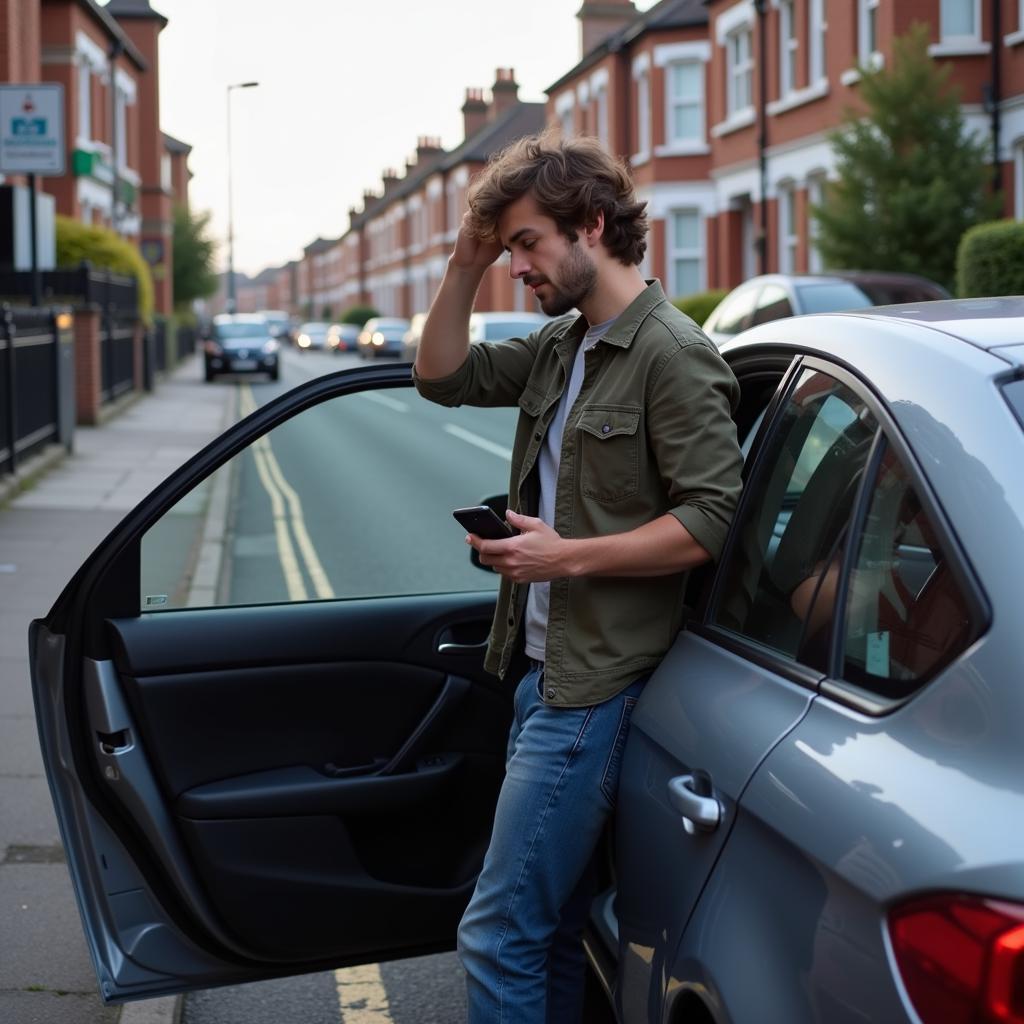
[30, 365, 519, 1002]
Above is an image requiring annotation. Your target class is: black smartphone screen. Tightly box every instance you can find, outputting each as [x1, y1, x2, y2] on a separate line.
[452, 506, 515, 540]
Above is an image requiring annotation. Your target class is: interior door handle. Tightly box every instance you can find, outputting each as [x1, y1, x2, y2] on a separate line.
[437, 640, 488, 655]
[667, 773, 721, 834]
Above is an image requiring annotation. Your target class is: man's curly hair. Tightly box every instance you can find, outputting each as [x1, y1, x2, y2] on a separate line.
[466, 130, 648, 266]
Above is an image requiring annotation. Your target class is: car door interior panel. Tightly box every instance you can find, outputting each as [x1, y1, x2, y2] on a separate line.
[88, 593, 511, 964]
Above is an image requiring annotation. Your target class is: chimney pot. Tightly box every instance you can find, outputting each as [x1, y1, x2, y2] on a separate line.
[490, 67, 519, 119]
[462, 86, 489, 139]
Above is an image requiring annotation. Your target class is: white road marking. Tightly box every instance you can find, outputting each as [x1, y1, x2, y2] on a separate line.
[442, 423, 513, 461]
[335, 963, 394, 1022]
[239, 384, 333, 601]
[359, 391, 409, 412]
[258, 437, 335, 599]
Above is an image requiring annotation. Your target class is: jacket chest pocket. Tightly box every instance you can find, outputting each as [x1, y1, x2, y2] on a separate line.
[577, 405, 642, 502]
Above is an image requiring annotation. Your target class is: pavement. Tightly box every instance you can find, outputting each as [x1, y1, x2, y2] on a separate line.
[0, 354, 236, 1024]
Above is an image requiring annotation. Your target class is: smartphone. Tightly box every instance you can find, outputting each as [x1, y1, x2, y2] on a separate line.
[452, 505, 516, 540]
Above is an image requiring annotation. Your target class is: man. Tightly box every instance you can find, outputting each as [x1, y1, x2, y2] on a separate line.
[414, 131, 743, 1024]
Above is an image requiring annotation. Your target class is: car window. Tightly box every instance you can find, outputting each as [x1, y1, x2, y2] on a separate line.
[711, 368, 877, 670]
[215, 323, 269, 340]
[482, 321, 542, 341]
[794, 282, 874, 314]
[705, 283, 759, 335]
[749, 283, 794, 326]
[139, 386, 515, 610]
[839, 446, 974, 698]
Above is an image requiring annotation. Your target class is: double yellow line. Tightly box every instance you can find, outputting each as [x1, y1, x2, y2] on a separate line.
[238, 384, 335, 602]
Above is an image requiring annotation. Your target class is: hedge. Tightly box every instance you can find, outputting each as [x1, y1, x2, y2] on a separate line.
[956, 219, 1024, 298]
[55, 214, 155, 323]
[339, 304, 380, 327]
[672, 289, 729, 328]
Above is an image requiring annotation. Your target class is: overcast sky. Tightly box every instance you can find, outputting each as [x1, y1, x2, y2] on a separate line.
[121, 0, 657, 278]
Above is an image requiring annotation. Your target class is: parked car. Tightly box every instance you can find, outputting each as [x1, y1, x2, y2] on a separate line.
[400, 312, 428, 361]
[358, 316, 410, 358]
[469, 311, 549, 343]
[255, 309, 295, 346]
[28, 299, 1024, 1022]
[329, 323, 360, 353]
[401, 311, 550, 361]
[295, 322, 332, 352]
[702, 273, 875, 345]
[829, 270, 951, 305]
[203, 313, 280, 382]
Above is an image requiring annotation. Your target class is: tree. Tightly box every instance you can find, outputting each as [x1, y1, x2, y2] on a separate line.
[812, 23, 1001, 292]
[172, 204, 218, 309]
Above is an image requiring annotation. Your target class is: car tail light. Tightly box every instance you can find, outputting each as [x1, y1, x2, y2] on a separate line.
[889, 894, 1024, 1024]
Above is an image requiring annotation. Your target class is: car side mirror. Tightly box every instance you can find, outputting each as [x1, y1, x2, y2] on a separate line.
[470, 494, 509, 573]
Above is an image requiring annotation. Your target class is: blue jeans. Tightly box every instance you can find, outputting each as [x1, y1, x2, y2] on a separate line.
[458, 663, 646, 1024]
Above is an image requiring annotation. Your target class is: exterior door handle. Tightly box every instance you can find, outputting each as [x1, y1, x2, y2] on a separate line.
[667, 773, 721, 834]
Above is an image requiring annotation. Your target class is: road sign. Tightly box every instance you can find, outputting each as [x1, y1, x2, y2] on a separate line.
[0, 84, 65, 175]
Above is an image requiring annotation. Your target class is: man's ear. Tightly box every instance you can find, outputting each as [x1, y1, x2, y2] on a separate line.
[583, 210, 605, 247]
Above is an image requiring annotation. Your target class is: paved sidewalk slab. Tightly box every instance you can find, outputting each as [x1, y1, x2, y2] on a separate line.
[0, 357, 235, 1024]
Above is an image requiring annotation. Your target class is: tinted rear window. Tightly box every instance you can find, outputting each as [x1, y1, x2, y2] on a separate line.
[795, 283, 873, 314]
[215, 323, 269, 339]
[1004, 378, 1024, 430]
[483, 321, 539, 340]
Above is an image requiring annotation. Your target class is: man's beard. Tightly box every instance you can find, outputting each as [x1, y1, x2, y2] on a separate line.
[531, 243, 597, 317]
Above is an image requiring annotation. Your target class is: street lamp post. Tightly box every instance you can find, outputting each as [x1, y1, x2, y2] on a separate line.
[226, 81, 259, 314]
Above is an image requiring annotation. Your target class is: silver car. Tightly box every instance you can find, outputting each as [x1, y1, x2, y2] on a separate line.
[28, 299, 1024, 1021]
[702, 273, 875, 346]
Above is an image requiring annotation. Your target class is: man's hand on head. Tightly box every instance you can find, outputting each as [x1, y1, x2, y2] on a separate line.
[467, 510, 569, 583]
[451, 212, 504, 272]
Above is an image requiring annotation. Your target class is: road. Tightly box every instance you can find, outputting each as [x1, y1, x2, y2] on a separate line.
[144, 346, 518, 612]
[178, 346, 504, 1023]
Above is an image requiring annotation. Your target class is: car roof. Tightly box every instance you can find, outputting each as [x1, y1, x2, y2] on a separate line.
[720, 296, 1024, 356]
[840, 296, 1024, 352]
[469, 311, 547, 321]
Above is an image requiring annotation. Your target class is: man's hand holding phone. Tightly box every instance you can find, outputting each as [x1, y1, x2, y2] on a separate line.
[453, 507, 569, 583]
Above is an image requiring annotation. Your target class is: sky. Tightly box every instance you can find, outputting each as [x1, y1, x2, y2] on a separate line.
[119, 0, 658, 279]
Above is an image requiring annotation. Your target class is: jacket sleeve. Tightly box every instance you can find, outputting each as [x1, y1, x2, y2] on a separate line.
[412, 331, 542, 409]
[648, 339, 744, 562]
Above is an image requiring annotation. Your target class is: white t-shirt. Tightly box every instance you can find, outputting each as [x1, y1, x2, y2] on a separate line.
[523, 315, 617, 662]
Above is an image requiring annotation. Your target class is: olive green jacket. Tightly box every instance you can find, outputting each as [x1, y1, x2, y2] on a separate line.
[414, 281, 743, 706]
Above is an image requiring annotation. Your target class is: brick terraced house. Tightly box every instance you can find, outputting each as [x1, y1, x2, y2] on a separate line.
[239, 0, 1024, 317]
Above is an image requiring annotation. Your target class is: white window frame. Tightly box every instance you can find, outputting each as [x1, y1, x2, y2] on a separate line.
[777, 181, 798, 274]
[806, 172, 827, 272]
[931, 0, 990, 55]
[809, 0, 827, 83]
[858, 0, 881, 68]
[77, 61, 91, 144]
[115, 87, 128, 172]
[589, 68, 611, 146]
[665, 60, 704, 147]
[667, 208, 705, 299]
[1014, 140, 1024, 220]
[633, 53, 652, 164]
[727, 26, 754, 118]
[778, 0, 799, 97]
[1005, 0, 1024, 45]
[555, 90, 575, 138]
[940, 0, 981, 43]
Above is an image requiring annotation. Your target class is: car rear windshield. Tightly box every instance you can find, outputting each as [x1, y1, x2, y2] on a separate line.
[216, 323, 269, 339]
[1003, 378, 1024, 431]
[483, 321, 539, 341]
[795, 283, 874, 314]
